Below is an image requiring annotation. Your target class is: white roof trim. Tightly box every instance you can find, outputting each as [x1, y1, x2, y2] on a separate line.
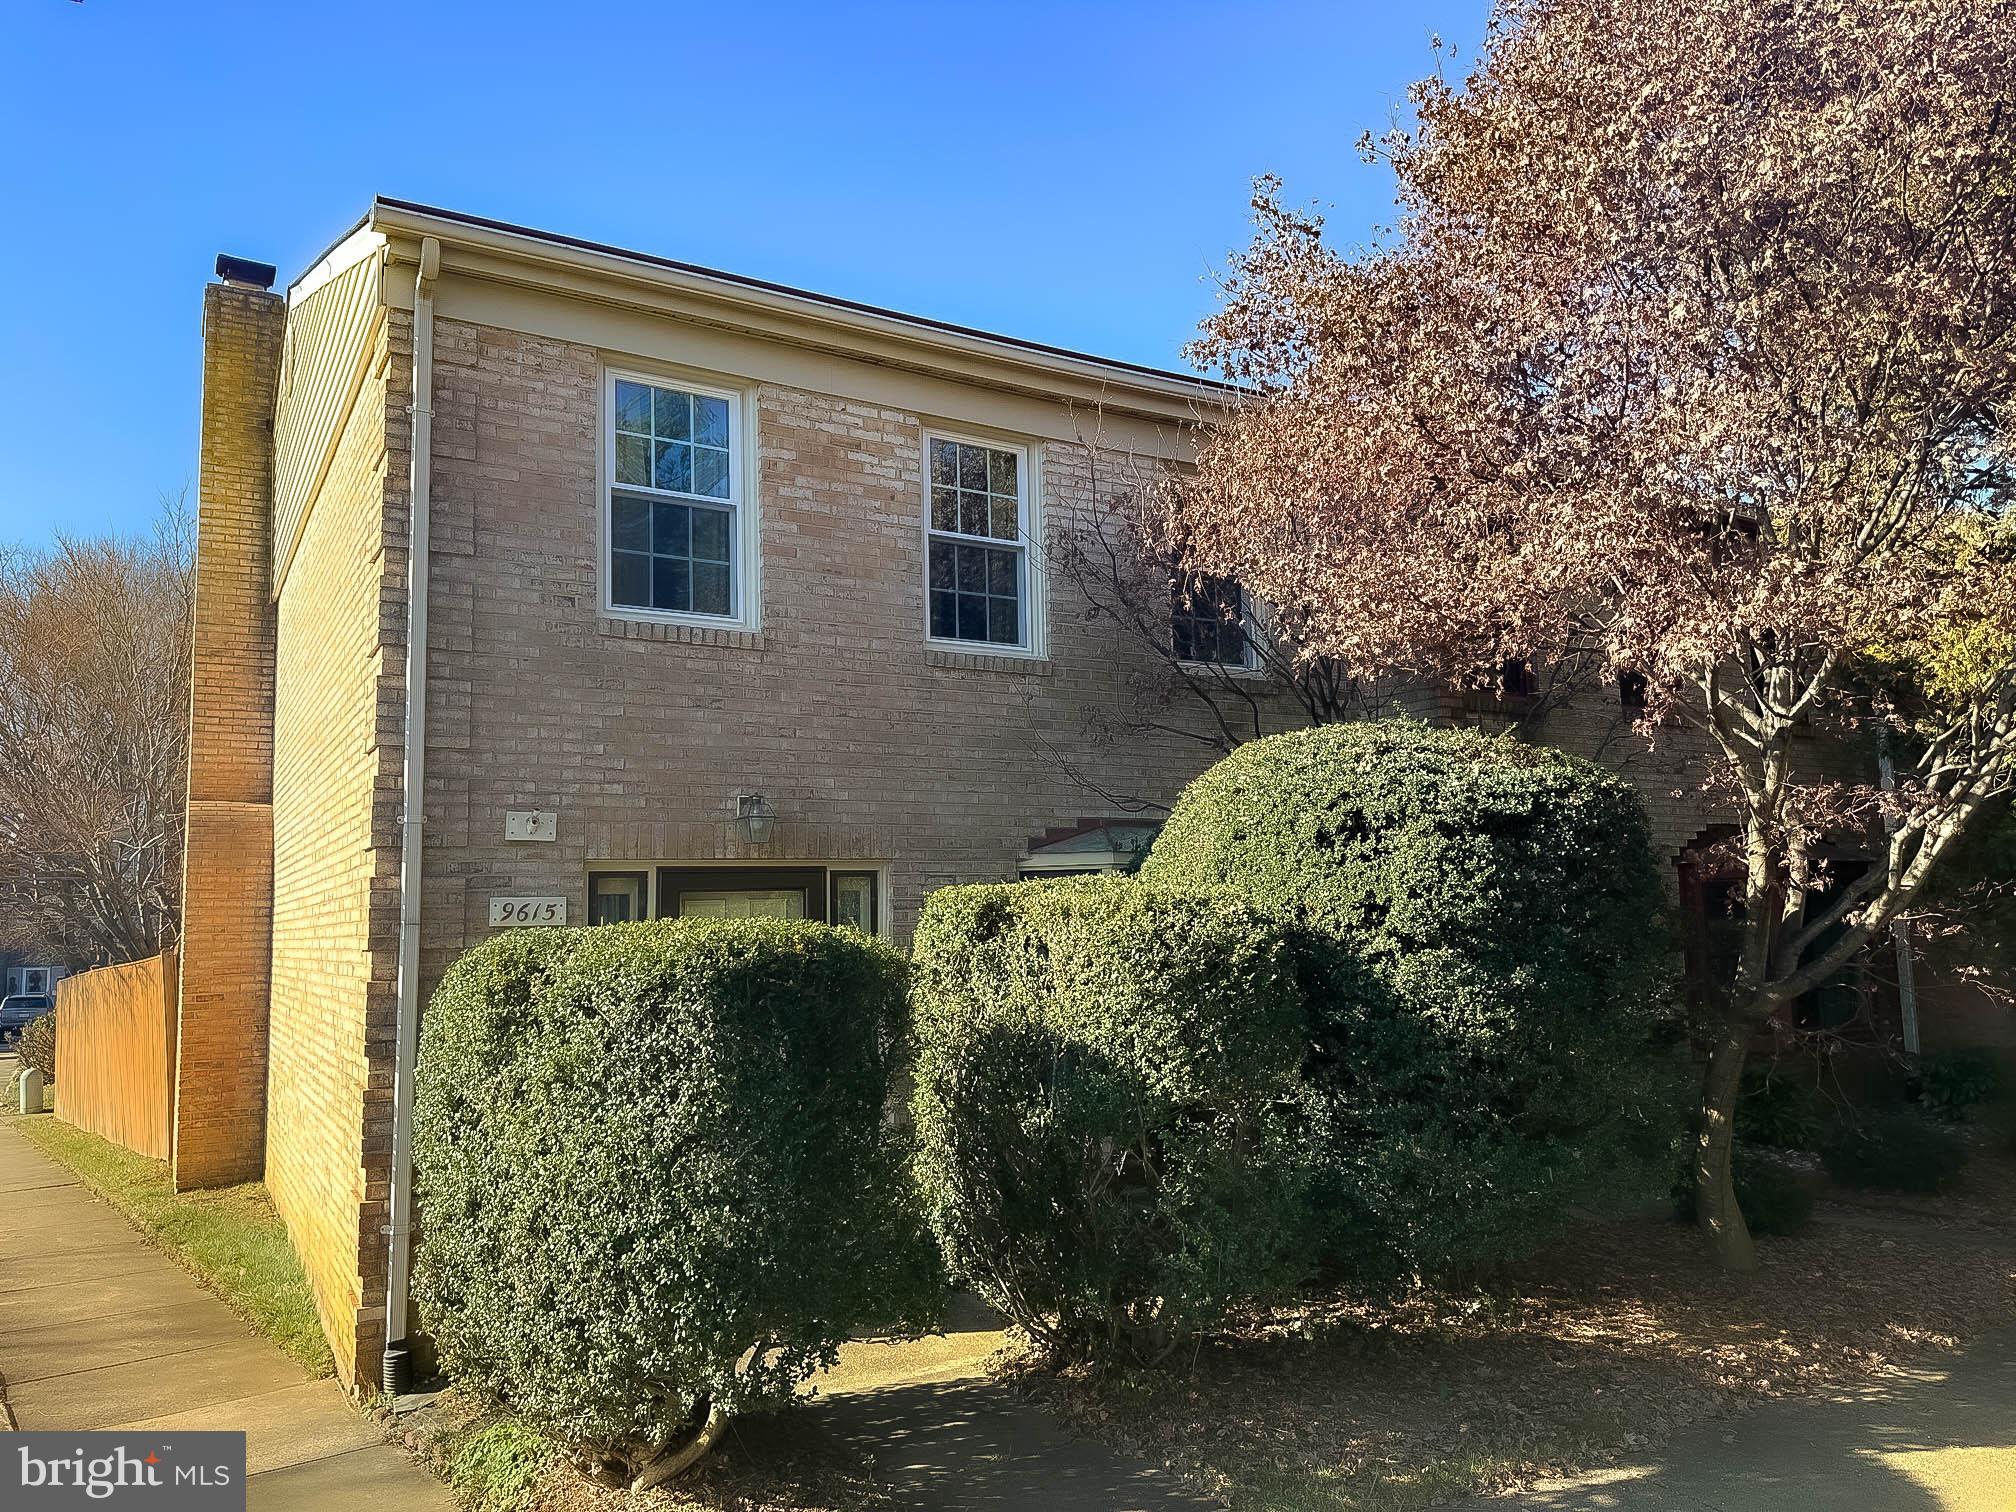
[364, 199, 1227, 415]
[289, 224, 385, 307]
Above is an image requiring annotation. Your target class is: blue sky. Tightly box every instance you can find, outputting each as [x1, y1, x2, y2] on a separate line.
[0, 0, 1489, 546]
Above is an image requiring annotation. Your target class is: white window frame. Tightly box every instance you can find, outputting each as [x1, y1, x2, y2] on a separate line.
[600, 365, 760, 631]
[1172, 572, 1262, 674]
[921, 429, 1044, 658]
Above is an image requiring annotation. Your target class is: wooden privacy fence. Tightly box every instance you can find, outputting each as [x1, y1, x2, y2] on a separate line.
[54, 949, 178, 1160]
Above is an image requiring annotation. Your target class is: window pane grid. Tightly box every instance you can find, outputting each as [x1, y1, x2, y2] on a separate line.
[929, 438, 1020, 545]
[611, 492, 733, 616]
[927, 437, 1026, 648]
[610, 375, 739, 620]
[613, 379, 733, 502]
[928, 539, 1021, 645]
[927, 523, 1025, 546]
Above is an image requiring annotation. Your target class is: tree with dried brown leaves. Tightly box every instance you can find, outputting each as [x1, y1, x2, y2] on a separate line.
[0, 504, 194, 966]
[1172, 0, 2016, 1269]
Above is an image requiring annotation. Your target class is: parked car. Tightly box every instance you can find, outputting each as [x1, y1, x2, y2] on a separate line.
[0, 993, 53, 1046]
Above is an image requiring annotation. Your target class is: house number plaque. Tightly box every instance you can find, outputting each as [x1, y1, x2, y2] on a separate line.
[489, 896, 567, 927]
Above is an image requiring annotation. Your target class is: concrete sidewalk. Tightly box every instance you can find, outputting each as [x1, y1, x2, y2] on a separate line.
[1471, 1327, 2016, 1511]
[0, 1112, 451, 1510]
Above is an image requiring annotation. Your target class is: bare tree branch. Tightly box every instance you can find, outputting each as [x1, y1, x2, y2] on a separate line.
[0, 495, 193, 964]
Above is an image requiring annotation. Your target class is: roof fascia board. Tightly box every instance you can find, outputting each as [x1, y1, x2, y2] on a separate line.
[368, 201, 1223, 425]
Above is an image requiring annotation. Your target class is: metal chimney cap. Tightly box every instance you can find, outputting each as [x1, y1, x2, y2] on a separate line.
[215, 254, 277, 290]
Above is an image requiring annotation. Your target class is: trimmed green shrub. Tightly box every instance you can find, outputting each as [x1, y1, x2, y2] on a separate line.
[1739, 1064, 1826, 1151]
[414, 920, 938, 1482]
[1820, 1112, 1969, 1193]
[1141, 720, 1690, 1283]
[910, 877, 1321, 1366]
[17, 1008, 55, 1083]
[1915, 1048, 2006, 1121]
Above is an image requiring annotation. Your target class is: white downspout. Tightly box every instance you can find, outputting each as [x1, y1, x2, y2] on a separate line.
[383, 233, 439, 1392]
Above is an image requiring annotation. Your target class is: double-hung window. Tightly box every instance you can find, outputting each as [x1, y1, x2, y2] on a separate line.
[926, 435, 1032, 651]
[1172, 574, 1255, 669]
[606, 371, 748, 624]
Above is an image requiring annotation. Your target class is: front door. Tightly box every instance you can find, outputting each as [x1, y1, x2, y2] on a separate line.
[656, 867, 829, 924]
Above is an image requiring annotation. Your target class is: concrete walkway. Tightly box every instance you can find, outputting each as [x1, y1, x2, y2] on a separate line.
[1472, 1327, 2016, 1511]
[0, 1113, 451, 1511]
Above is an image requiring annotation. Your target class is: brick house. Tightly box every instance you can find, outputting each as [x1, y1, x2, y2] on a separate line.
[181, 199, 1325, 1390]
[187, 199, 1986, 1392]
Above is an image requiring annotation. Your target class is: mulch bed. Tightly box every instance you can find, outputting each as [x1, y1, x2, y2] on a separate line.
[1003, 1142, 2016, 1510]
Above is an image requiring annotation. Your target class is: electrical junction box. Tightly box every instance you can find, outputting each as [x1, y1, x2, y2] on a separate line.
[504, 810, 557, 842]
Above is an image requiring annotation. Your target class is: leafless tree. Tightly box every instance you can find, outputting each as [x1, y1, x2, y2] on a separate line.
[0, 499, 193, 965]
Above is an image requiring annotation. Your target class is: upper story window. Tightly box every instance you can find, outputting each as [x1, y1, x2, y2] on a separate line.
[605, 371, 753, 626]
[925, 435, 1034, 652]
[1172, 574, 1254, 669]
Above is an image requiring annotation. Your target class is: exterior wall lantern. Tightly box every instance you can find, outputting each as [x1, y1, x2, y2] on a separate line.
[734, 793, 777, 846]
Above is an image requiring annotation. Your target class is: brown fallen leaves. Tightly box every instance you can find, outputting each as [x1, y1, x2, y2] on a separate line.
[1008, 1148, 2016, 1510]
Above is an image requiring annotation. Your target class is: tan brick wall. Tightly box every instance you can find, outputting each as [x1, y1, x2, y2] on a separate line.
[176, 284, 283, 1190]
[176, 802, 272, 1185]
[266, 308, 408, 1391]
[410, 317, 1311, 989]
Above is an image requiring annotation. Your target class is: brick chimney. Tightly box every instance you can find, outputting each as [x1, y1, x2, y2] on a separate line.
[175, 266, 284, 1190]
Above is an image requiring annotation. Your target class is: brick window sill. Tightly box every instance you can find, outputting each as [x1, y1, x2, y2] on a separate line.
[598, 616, 764, 652]
[924, 647, 1053, 677]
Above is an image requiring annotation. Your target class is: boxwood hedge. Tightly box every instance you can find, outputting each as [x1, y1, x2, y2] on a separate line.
[909, 877, 1322, 1366]
[1141, 720, 1689, 1283]
[413, 920, 938, 1482]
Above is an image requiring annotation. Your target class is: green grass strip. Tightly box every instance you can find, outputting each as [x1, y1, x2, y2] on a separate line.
[8, 1111, 334, 1377]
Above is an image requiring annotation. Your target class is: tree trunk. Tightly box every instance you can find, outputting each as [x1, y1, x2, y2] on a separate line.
[630, 1399, 730, 1491]
[1694, 1019, 1757, 1272]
